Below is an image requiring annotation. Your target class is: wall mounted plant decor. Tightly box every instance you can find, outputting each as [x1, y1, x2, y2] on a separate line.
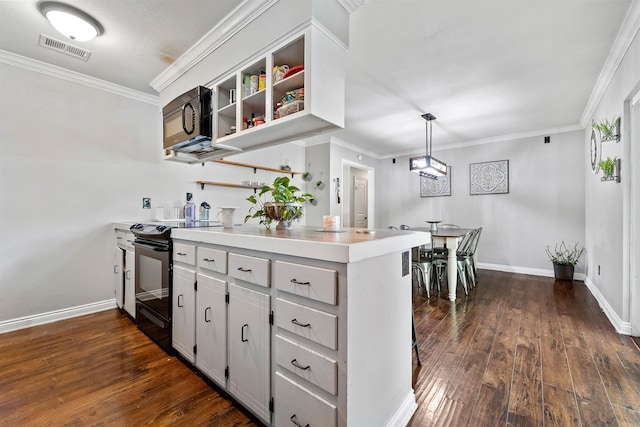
[420, 166, 451, 197]
[599, 157, 621, 183]
[593, 117, 621, 142]
[469, 160, 509, 195]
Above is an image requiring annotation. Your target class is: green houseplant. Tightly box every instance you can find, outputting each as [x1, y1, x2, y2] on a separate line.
[545, 241, 585, 281]
[245, 176, 313, 230]
[593, 117, 620, 141]
[599, 156, 616, 179]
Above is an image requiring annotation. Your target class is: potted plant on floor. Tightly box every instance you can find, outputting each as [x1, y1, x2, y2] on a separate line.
[545, 241, 585, 281]
[244, 176, 313, 230]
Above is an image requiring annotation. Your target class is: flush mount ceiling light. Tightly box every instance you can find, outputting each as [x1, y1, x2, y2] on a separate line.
[38, 1, 104, 41]
[409, 113, 447, 180]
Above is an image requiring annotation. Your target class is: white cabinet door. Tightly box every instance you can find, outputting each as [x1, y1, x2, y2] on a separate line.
[124, 249, 136, 318]
[173, 265, 196, 363]
[228, 283, 271, 423]
[196, 273, 227, 387]
[113, 247, 124, 309]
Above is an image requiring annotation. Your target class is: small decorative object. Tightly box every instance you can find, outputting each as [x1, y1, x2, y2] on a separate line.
[302, 172, 313, 182]
[545, 241, 585, 281]
[599, 157, 617, 180]
[316, 180, 325, 190]
[245, 176, 313, 230]
[280, 164, 291, 171]
[310, 198, 318, 206]
[421, 166, 451, 197]
[593, 117, 621, 142]
[322, 215, 340, 231]
[469, 160, 509, 195]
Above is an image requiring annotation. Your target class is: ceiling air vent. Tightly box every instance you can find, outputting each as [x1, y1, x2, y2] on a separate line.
[38, 34, 92, 61]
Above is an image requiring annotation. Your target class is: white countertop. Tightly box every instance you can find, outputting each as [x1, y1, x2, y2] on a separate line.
[114, 222, 429, 263]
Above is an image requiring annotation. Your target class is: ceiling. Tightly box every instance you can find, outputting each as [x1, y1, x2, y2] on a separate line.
[0, 0, 635, 158]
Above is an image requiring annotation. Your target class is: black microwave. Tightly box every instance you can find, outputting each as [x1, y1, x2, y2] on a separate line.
[163, 86, 212, 152]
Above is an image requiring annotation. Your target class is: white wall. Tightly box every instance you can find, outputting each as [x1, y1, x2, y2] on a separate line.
[0, 60, 304, 324]
[376, 130, 586, 274]
[585, 27, 640, 331]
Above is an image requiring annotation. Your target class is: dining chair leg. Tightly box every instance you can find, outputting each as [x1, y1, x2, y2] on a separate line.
[456, 259, 468, 295]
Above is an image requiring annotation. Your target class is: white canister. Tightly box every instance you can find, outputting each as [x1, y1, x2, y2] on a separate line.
[323, 215, 341, 231]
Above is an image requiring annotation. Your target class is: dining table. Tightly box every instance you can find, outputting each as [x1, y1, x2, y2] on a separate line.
[413, 227, 475, 302]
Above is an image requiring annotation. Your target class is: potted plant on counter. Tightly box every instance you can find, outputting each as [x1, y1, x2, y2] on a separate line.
[545, 241, 585, 281]
[245, 176, 313, 230]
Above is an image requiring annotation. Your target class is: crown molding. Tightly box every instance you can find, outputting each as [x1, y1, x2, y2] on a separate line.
[149, 0, 279, 92]
[579, 0, 640, 127]
[0, 49, 159, 105]
[336, 0, 366, 14]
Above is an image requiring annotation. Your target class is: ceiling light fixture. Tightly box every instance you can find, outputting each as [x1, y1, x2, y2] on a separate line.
[38, 1, 104, 42]
[409, 113, 447, 179]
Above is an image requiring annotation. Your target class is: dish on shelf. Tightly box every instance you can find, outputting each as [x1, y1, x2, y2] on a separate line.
[282, 65, 304, 79]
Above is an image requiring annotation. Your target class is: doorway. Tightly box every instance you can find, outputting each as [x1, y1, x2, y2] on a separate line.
[341, 160, 375, 228]
[629, 89, 640, 336]
[352, 175, 368, 228]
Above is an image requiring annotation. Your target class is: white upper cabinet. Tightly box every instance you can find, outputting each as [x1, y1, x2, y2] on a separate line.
[164, 23, 346, 164]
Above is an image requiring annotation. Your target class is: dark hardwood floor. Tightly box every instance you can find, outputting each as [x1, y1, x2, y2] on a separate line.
[1, 270, 639, 426]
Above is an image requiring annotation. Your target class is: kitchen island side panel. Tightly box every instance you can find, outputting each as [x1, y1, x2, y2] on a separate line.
[346, 250, 417, 426]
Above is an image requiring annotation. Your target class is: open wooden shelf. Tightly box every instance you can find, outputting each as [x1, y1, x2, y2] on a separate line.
[196, 181, 264, 191]
[213, 159, 300, 175]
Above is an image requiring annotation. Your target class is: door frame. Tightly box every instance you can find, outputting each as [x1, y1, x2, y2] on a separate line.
[341, 159, 375, 228]
[625, 87, 640, 335]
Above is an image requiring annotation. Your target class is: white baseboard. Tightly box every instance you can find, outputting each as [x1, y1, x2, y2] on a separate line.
[583, 276, 633, 335]
[0, 299, 117, 334]
[477, 262, 585, 281]
[384, 389, 417, 427]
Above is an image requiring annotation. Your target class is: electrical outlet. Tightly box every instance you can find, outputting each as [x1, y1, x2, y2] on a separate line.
[598, 265, 601, 275]
[142, 198, 151, 209]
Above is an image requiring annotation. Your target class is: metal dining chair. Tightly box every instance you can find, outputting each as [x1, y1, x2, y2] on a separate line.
[411, 246, 431, 298]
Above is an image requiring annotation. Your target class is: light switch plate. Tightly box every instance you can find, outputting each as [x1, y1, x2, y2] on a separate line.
[402, 251, 409, 276]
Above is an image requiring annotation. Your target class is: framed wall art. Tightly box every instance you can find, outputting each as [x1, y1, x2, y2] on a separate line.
[420, 166, 452, 197]
[469, 160, 509, 195]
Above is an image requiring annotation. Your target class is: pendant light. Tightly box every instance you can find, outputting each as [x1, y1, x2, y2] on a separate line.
[409, 113, 447, 179]
[38, 1, 104, 42]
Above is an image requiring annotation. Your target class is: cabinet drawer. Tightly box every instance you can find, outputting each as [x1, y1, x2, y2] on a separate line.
[228, 253, 270, 288]
[173, 243, 196, 265]
[115, 230, 134, 250]
[276, 298, 337, 350]
[276, 334, 337, 395]
[198, 247, 227, 274]
[275, 371, 336, 427]
[275, 261, 337, 305]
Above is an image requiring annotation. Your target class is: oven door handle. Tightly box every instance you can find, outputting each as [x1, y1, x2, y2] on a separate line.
[132, 241, 170, 252]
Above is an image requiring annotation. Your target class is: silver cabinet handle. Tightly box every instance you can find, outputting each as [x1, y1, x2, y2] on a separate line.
[203, 258, 216, 263]
[176, 252, 187, 256]
[125, 270, 131, 280]
[290, 359, 310, 370]
[205, 307, 211, 322]
[290, 414, 309, 427]
[241, 324, 248, 342]
[291, 318, 310, 328]
[177, 294, 184, 307]
[114, 265, 119, 274]
[237, 267, 252, 272]
[290, 279, 310, 285]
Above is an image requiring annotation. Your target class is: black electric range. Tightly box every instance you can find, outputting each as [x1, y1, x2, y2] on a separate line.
[128, 220, 222, 354]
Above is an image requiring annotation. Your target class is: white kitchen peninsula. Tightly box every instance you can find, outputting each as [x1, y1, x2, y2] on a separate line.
[114, 223, 428, 426]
